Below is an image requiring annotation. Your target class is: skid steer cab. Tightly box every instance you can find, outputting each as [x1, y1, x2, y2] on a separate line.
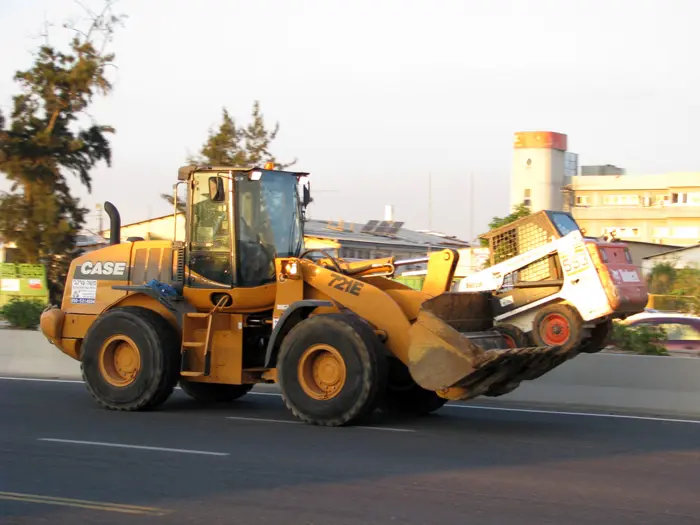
[39, 165, 608, 427]
[457, 210, 648, 354]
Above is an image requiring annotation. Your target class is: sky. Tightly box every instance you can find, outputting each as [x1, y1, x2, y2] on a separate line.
[1, 0, 698, 242]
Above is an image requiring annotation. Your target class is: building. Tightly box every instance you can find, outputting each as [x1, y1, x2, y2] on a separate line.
[0, 230, 106, 263]
[100, 211, 472, 274]
[510, 130, 700, 246]
[642, 243, 700, 275]
[564, 172, 700, 246]
[510, 131, 578, 212]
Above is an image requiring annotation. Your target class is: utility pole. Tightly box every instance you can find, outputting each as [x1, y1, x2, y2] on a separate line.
[469, 171, 474, 243]
[428, 172, 433, 230]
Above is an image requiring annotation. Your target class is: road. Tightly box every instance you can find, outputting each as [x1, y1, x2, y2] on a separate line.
[1, 377, 699, 525]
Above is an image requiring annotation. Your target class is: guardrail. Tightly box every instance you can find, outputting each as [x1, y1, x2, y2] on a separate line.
[2, 329, 699, 417]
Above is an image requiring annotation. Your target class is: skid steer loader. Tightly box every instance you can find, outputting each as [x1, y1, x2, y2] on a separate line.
[456, 210, 648, 354]
[40, 165, 596, 426]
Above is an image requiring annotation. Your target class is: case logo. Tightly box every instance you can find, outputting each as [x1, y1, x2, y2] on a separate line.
[76, 261, 127, 279]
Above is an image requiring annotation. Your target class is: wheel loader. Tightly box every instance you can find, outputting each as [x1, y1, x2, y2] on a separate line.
[40, 164, 590, 426]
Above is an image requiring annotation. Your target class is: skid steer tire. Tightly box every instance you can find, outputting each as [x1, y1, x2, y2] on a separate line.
[179, 380, 253, 403]
[531, 303, 584, 352]
[80, 306, 180, 412]
[377, 358, 447, 417]
[277, 313, 387, 427]
[579, 319, 613, 354]
[492, 323, 530, 349]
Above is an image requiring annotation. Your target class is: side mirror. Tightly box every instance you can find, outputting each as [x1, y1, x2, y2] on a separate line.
[208, 176, 225, 202]
[302, 182, 312, 207]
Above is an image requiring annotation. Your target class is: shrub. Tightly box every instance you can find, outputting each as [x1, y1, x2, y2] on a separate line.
[0, 298, 47, 330]
[611, 322, 669, 356]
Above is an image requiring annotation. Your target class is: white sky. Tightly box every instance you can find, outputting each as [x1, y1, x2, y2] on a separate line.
[1, 0, 698, 241]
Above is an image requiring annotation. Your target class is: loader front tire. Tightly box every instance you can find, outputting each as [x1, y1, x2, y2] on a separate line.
[377, 358, 447, 417]
[179, 380, 253, 403]
[277, 314, 387, 427]
[80, 307, 180, 411]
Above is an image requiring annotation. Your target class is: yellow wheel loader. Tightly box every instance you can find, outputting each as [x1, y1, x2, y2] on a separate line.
[40, 164, 576, 426]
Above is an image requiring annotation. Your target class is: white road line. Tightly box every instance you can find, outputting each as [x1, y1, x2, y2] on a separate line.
[0, 376, 83, 384]
[227, 416, 301, 424]
[444, 404, 700, 425]
[37, 438, 230, 456]
[226, 416, 415, 432]
[6, 376, 699, 425]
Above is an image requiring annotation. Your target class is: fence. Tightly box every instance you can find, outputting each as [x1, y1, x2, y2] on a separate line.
[647, 294, 699, 314]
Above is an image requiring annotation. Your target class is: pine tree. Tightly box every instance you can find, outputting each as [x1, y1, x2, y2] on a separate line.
[0, 1, 126, 304]
[162, 101, 296, 211]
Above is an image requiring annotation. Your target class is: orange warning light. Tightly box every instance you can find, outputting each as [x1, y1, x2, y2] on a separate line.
[264, 162, 275, 170]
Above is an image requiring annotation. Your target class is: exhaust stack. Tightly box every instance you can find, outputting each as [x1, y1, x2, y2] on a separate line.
[104, 201, 121, 245]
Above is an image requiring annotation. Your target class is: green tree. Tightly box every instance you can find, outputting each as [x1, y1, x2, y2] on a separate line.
[647, 261, 700, 314]
[480, 202, 531, 247]
[161, 101, 295, 211]
[0, 1, 125, 304]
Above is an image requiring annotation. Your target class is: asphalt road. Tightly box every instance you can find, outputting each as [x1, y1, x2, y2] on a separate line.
[1, 377, 699, 525]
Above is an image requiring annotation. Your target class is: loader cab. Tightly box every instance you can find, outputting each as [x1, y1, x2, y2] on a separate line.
[182, 164, 309, 291]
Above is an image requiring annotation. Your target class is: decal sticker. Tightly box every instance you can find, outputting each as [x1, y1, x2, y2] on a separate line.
[0, 279, 20, 292]
[71, 279, 97, 304]
[328, 273, 364, 296]
[620, 269, 640, 283]
[28, 279, 43, 290]
[74, 261, 128, 280]
[499, 296, 515, 307]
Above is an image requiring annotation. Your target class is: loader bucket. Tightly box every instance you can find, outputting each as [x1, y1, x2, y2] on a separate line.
[407, 292, 574, 400]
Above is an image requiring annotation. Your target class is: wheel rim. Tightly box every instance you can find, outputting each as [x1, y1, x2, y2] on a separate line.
[540, 313, 571, 345]
[502, 334, 517, 348]
[297, 344, 347, 400]
[98, 335, 141, 387]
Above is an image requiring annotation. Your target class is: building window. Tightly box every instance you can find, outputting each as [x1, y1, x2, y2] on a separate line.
[653, 227, 670, 238]
[601, 226, 640, 238]
[671, 192, 688, 204]
[672, 227, 699, 239]
[575, 195, 590, 206]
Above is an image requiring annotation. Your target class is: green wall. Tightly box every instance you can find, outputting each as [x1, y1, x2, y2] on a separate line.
[0, 263, 49, 307]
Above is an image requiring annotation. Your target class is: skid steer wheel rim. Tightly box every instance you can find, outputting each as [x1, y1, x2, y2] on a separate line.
[540, 313, 571, 345]
[297, 344, 347, 401]
[501, 334, 516, 348]
[98, 335, 141, 387]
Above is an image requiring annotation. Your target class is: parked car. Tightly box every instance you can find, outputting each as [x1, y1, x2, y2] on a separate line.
[620, 312, 700, 353]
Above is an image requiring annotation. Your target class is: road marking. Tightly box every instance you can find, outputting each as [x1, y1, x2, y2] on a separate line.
[6, 376, 699, 425]
[0, 491, 168, 515]
[226, 416, 415, 432]
[37, 438, 230, 456]
[227, 416, 301, 424]
[0, 376, 83, 384]
[444, 404, 700, 424]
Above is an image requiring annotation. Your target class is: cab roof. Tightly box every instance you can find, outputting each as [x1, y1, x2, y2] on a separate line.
[178, 164, 310, 181]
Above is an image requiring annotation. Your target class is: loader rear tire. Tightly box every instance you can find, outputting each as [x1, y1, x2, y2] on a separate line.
[377, 358, 447, 417]
[277, 313, 387, 427]
[80, 306, 180, 411]
[179, 380, 253, 403]
[531, 303, 584, 352]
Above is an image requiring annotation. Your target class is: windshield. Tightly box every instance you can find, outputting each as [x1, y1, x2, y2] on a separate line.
[236, 170, 303, 286]
[549, 212, 580, 236]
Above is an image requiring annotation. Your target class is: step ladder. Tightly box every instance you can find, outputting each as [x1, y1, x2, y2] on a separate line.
[180, 296, 229, 377]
